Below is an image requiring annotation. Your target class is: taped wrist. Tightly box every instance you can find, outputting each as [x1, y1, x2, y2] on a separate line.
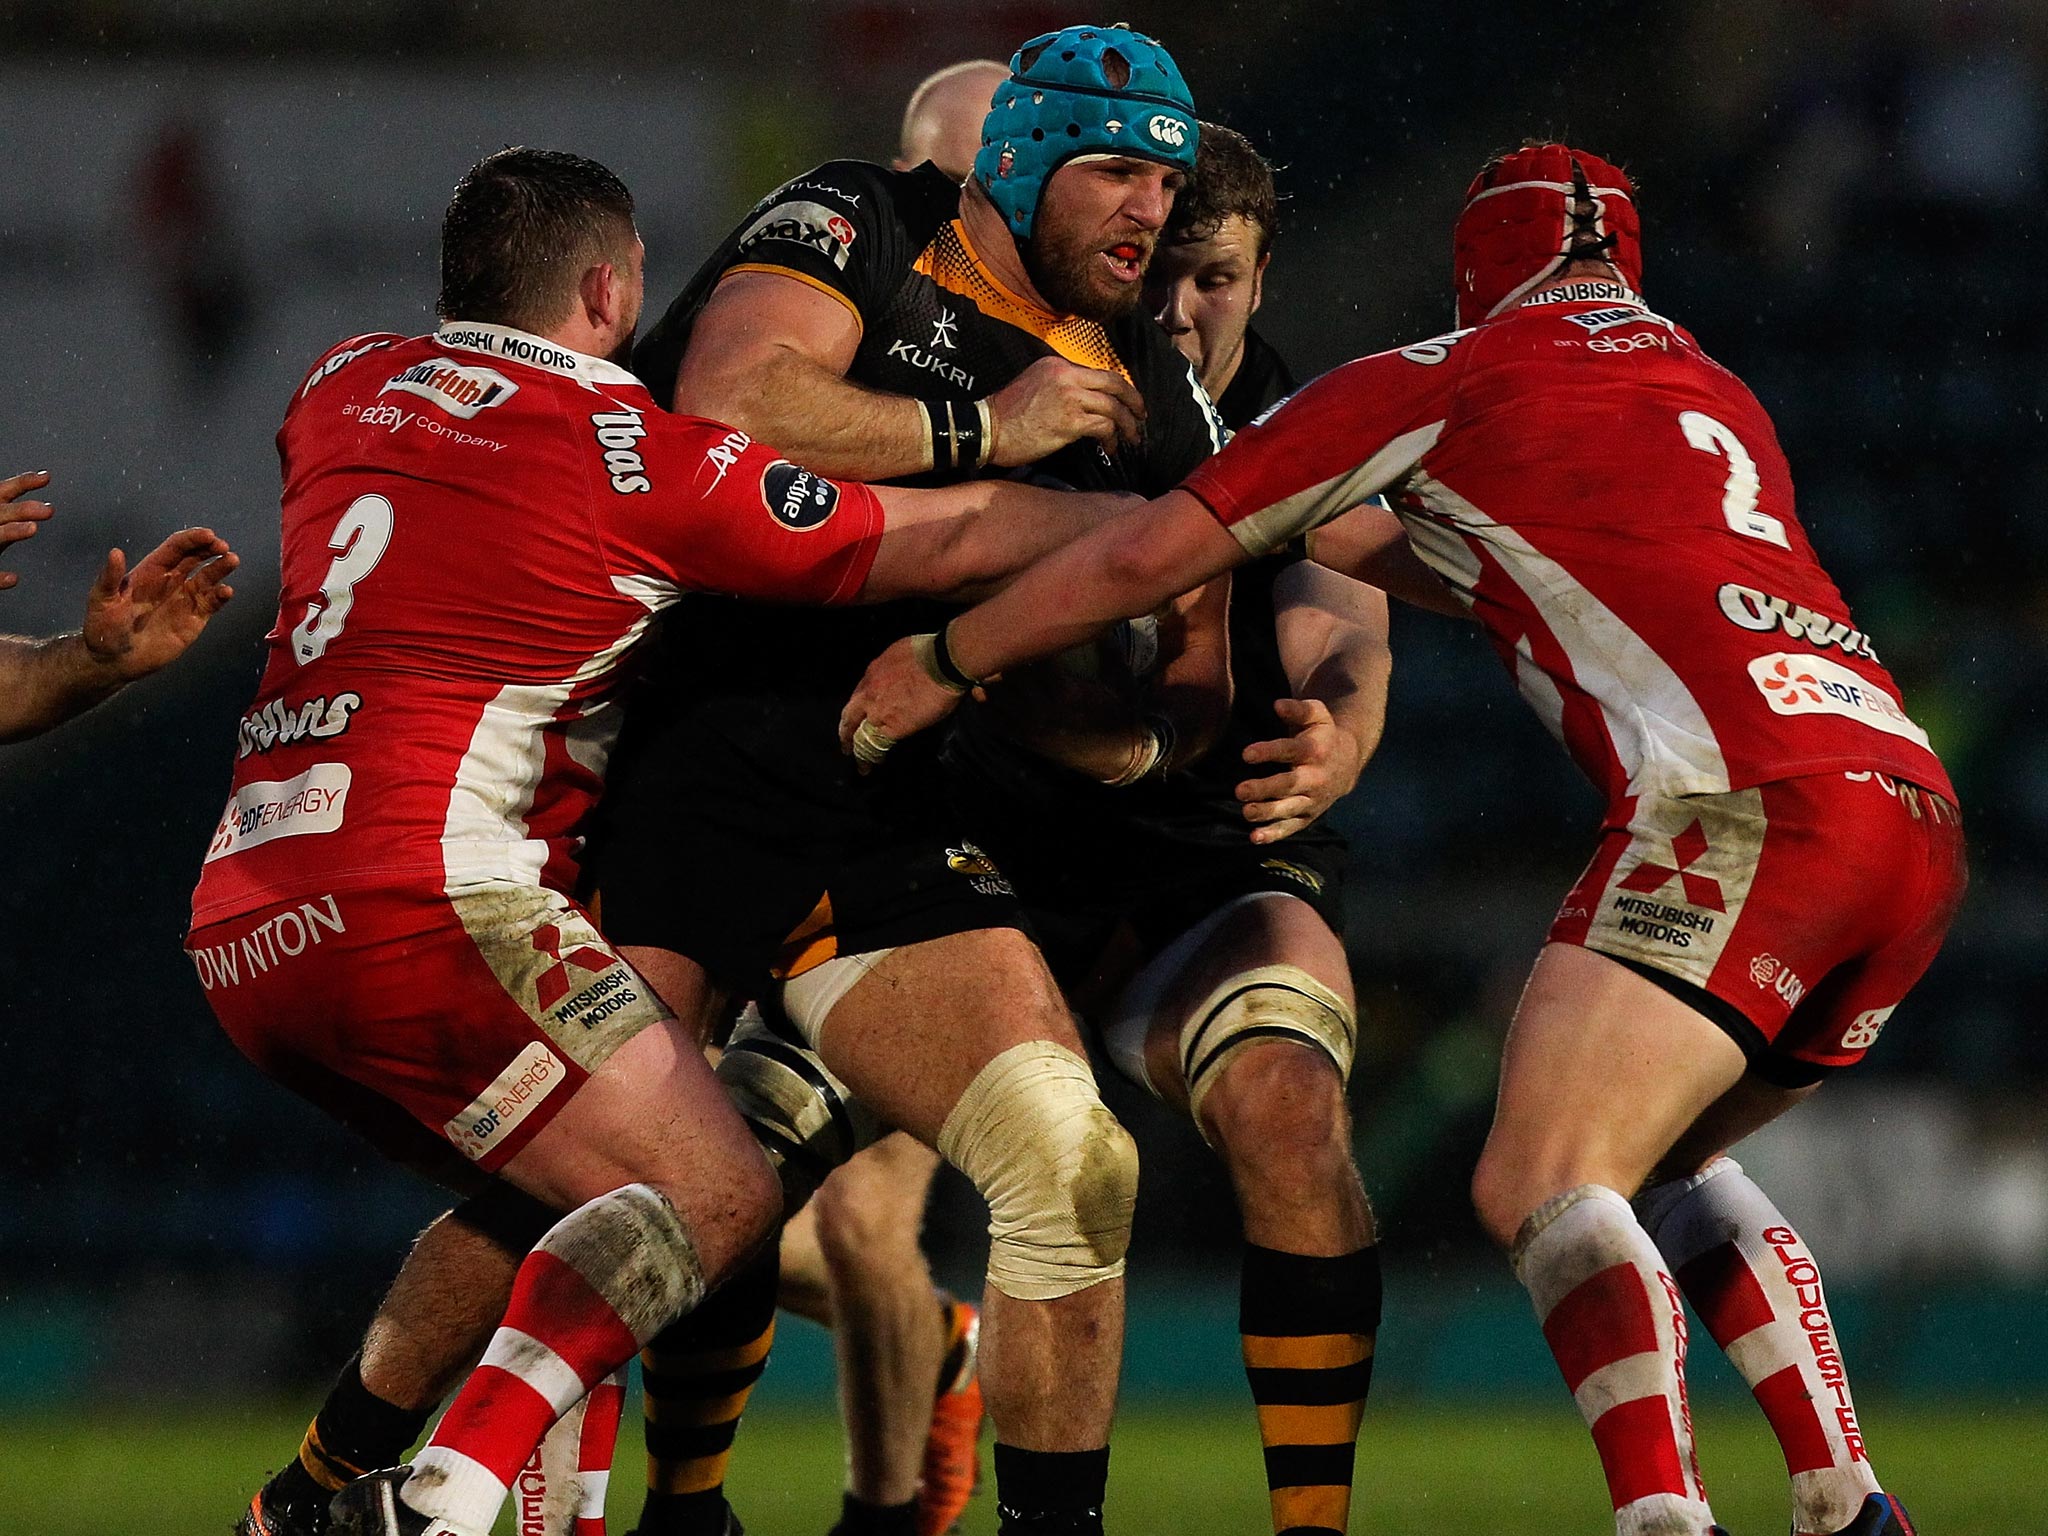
[1180, 965, 1357, 1131]
[922, 397, 993, 473]
[937, 1041, 1137, 1301]
[914, 624, 978, 694]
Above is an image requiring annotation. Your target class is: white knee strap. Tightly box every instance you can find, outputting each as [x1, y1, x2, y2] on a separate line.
[774, 947, 897, 1048]
[937, 1041, 1137, 1302]
[717, 1005, 883, 1213]
[1179, 964, 1357, 1125]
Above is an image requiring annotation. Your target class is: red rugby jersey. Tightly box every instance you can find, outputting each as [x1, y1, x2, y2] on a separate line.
[1182, 289, 1953, 807]
[191, 322, 883, 926]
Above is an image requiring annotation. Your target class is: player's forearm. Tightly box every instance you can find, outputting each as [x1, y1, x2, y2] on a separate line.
[0, 632, 126, 743]
[680, 346, 935, 482]
[921, 482, 1135, 599]
[943, 491, 1245, 685]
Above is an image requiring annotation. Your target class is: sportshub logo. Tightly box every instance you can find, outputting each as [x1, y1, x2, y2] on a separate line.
[1147, 115, 1188, 147]
[930, 308, 959, 350]
[1617, 818, 1725, 912]
[445, 1040, 566, 1161]
[1748, 952, 1806, 1008]
[1747, 652, 1929, 748]
[530, 921, 620, 1012]
[380, 358, 518, 419]
[737, 199, 858, 271]
[761, 460, 840, 530]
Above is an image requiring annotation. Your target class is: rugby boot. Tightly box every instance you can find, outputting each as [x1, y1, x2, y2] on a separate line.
[1806, 1492, 1916, 1536]
[236, 1467, 332, 1536]
[917, 1300, 985, 1536]
[326, 1466, 482, 1536]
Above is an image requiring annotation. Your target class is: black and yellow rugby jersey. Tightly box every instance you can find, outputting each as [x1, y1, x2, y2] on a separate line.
[619, 158, 1222, 809]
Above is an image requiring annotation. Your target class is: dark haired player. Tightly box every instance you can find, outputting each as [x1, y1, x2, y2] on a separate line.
[843, 143, 1958, 1536]
[199, 146, 1135, 1536]
[576, 24, 1222, 1536]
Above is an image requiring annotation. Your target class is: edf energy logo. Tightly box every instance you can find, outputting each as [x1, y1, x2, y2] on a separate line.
[761, 460, 840, 530]
[381, 358, 519, 419]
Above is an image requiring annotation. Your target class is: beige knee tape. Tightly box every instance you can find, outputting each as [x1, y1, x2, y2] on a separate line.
[1179, 965, 1357, 1125]
[937, 1041, 1137, 1302]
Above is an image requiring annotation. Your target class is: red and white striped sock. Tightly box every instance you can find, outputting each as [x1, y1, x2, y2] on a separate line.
[403, 1184, 703, 1535]
[1513, 1184, 1716, 1536]
[511, 1369, 625, 1536]
[1638, 1157, 1882, 1535]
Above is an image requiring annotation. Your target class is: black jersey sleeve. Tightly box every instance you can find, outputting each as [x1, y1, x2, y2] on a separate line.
[1118, 314, 1227, 493]
[715, 160, 908, 334]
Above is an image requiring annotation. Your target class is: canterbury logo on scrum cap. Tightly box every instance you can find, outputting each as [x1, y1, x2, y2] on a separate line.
[380, 358, 520, 419]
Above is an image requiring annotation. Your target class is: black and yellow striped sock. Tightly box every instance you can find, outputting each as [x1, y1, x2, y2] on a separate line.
[636, 1243, 780, 1536]
[1239, 1242, 1382, 1536]
[293, 1351, 430, 1494]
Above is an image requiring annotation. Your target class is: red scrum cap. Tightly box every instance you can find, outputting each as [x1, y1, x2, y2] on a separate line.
[1452, 143, 1642, 327]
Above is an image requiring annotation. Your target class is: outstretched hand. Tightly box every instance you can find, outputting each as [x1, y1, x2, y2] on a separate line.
[0, 470, 55, 590]
[1236, 696, 1365, 844]
[83, 526, 239, 680]
[839, 634, 968, 770]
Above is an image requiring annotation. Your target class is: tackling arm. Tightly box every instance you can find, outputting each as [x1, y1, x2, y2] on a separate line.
[1234, 562, 1392, 843]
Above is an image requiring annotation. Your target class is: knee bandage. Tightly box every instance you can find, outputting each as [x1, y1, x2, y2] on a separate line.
[937, 1041, 1137, 1301]
[1180, 965, 1357, 1125]
[717, 1006, 882, 1214]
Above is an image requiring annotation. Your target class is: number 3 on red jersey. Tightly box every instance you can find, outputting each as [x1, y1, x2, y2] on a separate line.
[1679, 410, 1790, 550]
[292, 493, 396, 664]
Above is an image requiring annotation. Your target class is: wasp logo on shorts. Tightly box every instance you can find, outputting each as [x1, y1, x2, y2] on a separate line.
[946, 842, 1014, 897]
[762, 460, 840, 530]
[380, 358, 519, 419]
[1260, 857, 1325, 896]
[446, 1041, 566, 1161]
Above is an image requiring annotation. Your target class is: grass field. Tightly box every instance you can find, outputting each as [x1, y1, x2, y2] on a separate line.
[1, 1396, 2039, 1535]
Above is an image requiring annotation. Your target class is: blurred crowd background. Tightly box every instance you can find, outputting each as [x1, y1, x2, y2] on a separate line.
[2, 0, 2043, 1408]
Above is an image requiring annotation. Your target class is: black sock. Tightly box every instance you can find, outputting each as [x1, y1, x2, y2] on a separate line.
[290, 1352, 431, 1495]
[636, 1242, 781, 1536]
[1239, 1243, 1382, 1536]
[993, 1444, 1110, 1535]
[830, 1491, 919, 1536]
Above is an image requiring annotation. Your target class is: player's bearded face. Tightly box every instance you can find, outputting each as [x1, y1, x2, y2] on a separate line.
[1024, 159, 1179, 323]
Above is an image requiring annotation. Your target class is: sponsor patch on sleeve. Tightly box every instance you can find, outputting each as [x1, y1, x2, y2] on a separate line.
[761, 460, 840, 530]
[1746, 652, 1930, 747]
[736, 200, 859, 271]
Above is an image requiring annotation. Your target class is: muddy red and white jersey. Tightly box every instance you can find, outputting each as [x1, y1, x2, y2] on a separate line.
[191, 322, 884, 928]
[1182, 288, 1954, 805]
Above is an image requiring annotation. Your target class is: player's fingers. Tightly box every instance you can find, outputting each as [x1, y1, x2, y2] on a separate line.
[0, 510, 49, 544]
[1097, 370, 1147, 422]
[138, 526, 229, 574]
[850, 716, 896, 770]
[1250, 816, 1311, 845]
[0, 470, 52, 502]
[1237, 772, 1300, 808]
[92, 548, 127, 597]
[0, 571, 17, 590]
[1272, 696, 1325, 725]
[1245, 793, 1314, 826]
[1241, 734, 1308, 766]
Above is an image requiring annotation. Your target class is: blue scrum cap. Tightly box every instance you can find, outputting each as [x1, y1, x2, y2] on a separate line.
[972, 24, 1198, 240]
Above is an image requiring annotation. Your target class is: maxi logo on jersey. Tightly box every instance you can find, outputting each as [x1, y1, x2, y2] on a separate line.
[380, 358, 520, 419]
[738, 199, 858, 271]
